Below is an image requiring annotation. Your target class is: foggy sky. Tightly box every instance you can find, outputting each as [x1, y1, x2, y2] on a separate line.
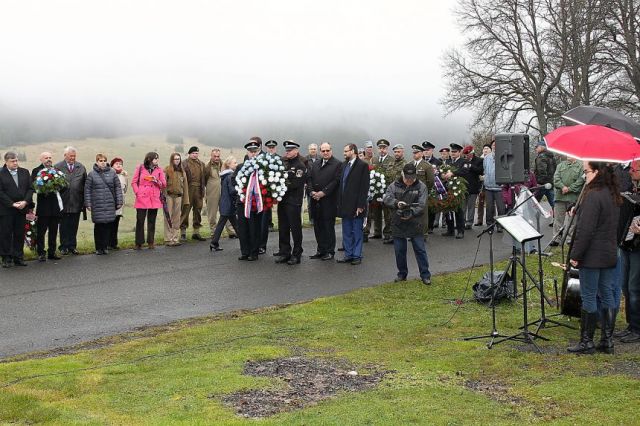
[0, 0, 471, 145]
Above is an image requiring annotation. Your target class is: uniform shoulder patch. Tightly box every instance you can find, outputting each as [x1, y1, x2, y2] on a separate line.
[296, 169, 304, 178]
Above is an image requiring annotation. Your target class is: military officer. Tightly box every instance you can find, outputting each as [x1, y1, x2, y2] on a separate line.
[260, 139, 278, 251]
[367, 139, 394, 241]
[275, 140, 308, 265]
[383, 143, 407, 244]
[439, 147, 452, 166]
[442, 143, 466, 239]
[236, 140, 264, 261]
[412, 145, 435, 239]
[423, 141, 442, 232]
[363, 141, 374, 165]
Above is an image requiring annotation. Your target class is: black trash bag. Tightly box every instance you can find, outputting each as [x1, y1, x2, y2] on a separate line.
[472, 271, 514, 305]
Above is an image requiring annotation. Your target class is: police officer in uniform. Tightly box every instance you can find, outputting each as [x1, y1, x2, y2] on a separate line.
[442, 143, 466, 239]
[275, 140, 308, 265]
[260, 139, 278, 253]
[368, 139, 394, 241]
[411, 145, 435, 239]
[236, 140, 264, 261]
[383, 143, 407, 244]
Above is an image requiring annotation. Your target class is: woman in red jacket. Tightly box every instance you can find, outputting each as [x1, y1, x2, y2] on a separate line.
[132, 152, 166, 249]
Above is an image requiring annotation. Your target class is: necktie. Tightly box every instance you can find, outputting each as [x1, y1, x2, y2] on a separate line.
[322, 160, 326, 168]
[342, 161, 351, 190]
[68, 164, 74, 173]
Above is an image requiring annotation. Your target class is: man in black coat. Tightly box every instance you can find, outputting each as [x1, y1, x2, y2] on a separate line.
[336, 143, 370, 265]
[235, 140, 264, 261]
[460, 145, 484, 229]
[0, 152, 34, 268]
[275, 140, 308, 265]
[54, 146, 87, 255]
[443, 143, 467, 239]
[307, 142, 340, 260]
[31, 152, 63, 262]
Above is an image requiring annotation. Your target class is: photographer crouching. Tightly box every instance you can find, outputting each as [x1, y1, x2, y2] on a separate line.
[383, 163, 432, 285]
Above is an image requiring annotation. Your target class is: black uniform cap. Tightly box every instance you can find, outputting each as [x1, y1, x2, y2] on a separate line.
[376, 139, 390, 147]
[188, 146, 199, 154]
[439, 147, 450, 153]
[422, 141, 435, 150]
[265, 140, 278, 148]
[411, 144, 424, 153]
[283, 140, 300, 150]
[449, 143, 463, 152]
[244, 140, 261, 150]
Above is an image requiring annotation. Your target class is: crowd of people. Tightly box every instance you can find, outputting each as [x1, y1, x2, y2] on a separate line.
[1, 135, 639, 352]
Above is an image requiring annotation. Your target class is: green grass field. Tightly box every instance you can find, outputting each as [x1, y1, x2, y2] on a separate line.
[1, 255, 638, 425]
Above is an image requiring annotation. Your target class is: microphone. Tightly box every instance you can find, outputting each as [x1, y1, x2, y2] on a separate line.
[527, 183, 552, 191]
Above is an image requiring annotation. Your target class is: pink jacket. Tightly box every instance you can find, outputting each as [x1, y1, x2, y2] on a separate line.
[132, 165, 167, 209]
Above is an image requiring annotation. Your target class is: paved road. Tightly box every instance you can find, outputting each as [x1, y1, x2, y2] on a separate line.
[0, 223, 553, 359]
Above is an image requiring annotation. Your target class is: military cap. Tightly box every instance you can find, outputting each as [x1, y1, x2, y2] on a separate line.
[402, 163, 417, 177]
[411, 144, 424, 153]
[439, 147, 450, 153]
[450, 143, 463, 152]
[462, 145, 474, 155]
[364, 140, 373, 148]
[392, 143, 404, 151]
[376, 139, 390, 147]
[265, 140, 278, 148]
[188, 146, 199, 154]
[244, 140, 261, 150]
[422, 141, 435, 150]
[283, 140, 300, 150]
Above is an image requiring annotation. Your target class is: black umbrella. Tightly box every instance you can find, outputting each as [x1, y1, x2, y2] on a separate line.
[562, 105, 640, 141]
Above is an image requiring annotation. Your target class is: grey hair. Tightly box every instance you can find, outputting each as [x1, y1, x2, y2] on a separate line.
[63, 146, 77, 154]
[4, 151, 17, 161]
[309, 143, 318, 149]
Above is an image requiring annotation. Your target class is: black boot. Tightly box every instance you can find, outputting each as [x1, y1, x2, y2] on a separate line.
[596, 308, 616, 354]
[567, 310, 597, 354]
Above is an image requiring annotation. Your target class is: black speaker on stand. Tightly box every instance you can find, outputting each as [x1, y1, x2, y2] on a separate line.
[495, 133, 530, 185]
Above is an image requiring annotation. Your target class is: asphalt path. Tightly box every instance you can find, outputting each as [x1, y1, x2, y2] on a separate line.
[0, 222, 554, 359]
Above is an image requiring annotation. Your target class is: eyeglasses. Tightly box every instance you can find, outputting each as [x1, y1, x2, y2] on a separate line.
[321, 149, 331, 153]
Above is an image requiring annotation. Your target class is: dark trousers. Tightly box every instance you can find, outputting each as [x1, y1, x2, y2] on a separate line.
[0, 214, 26, 260]
[278, 203, 303, 257]
[109, 215, 121, 248]
[211, 215, 238, 246]
[59, 212, 81, 251]
[620, 250, 640, 332]
[237, 210, 263, 257]
[36, 215, 60, 256]
[445, 208, 465, 233]
[94, 222, 113, 251]
[313, 214, 336, 255]
[393, 236, 431, 280]
[260, 208, 271, 250]
[135, 209, 158, 245]
[428, 210, 437, 230]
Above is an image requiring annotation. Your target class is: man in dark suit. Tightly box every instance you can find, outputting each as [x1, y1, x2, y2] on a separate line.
[308, 142, 340, 260]
[0, 152, 34, 268]
[55, 146, 87, 255]
[31, 152, 63, 262]
[336, 143, 370, 265]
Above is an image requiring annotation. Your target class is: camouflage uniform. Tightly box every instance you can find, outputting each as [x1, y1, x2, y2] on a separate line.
[383, 157, 406, 239]
[415, 159, 435, 238]
[366, 154, 394, 238]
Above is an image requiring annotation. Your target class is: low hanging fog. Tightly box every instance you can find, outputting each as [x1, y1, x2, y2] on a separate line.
[0, 0, 471, 148]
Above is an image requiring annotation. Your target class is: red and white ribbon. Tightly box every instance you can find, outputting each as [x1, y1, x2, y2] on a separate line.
[244, 171, 264, 218]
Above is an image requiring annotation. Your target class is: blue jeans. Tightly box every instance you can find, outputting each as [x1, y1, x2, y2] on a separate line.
[620, 250, 640, 332]
[579, 267, 617, 313]
[393, 236, 431, 280]
[342, 216, 364, 260]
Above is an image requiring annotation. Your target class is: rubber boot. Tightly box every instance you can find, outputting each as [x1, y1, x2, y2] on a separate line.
[596, 308, 616, 354]
[567, 309, 597, 354]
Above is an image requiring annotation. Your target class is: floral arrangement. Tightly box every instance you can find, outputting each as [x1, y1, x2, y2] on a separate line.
[235, 153, 288, 211]
[33, 167, 68, 194]
[428, 165, 468, 213]
[24, 211, 37, 251]
[368, 168, 387, 204]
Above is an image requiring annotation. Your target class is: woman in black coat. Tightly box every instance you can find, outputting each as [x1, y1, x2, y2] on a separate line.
[210, 157, 239, 251]
[568, 162, 621, 354]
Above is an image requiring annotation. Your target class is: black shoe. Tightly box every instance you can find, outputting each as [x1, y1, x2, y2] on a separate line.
[465, 224, 472, 230]
[455, 232, 464, 239]
[596, 308, 616, 354]
[422, 278, 431, 285]
[238, 255, 249, 261]
[1, 258, 11, 268]
[350, 258, 362, 265]
[310, 253, 323, 259]
[180, 233, 187, 242]
[287, 256, 301, 265]
[192, 234, 206, 241]
[382, 239, 393, 245]
[363, 235, 369, 242]
[60, 249, 70, 255]
[394, 275, 407, 282]
[549, 241, 560, 247]
[371, 235, 383, 239]
[95, 250, 105, 255]
[621, 331, 640, 343]
[38, 254, 47, 262]
[442, 231, 454, 237]
[275, 255, 291, 264]
[567, 310, 597, 354]
[258, 248, 266, 255]
[228, 234, 238, 239]
[474, 223, 482, 226]
[321, 253, 334, 261]
[247, 256, 258, 261]
[427, 229, 433, 234]
[272, 251, 284, 257]
[337, 247, 345, 251]
[13, 259, 27, 266]
[210, 244, 223, 252]
[336, 257, 353, 263]
[614, 327, 632, 338]
[70, 249, 80, 255]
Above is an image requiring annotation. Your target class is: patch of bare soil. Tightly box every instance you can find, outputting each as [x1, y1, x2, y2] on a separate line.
[463, 379, 524, 406]
[221, 356, 389, 418]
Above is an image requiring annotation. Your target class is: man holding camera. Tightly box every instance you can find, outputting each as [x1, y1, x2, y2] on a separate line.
[383, 163, 431, 285]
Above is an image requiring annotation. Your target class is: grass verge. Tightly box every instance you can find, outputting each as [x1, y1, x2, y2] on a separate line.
[1, 256, 639, 424]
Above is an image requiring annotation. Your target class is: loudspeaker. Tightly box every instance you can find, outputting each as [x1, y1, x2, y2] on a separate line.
[494, 133, 530, 184]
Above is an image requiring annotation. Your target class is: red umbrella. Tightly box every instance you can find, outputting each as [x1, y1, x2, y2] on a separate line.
[544, 125, 640, 163]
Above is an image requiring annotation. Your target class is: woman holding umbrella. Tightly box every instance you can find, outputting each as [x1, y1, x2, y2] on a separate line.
[568, 162, 621, 354]
[132, 152, 167, 250]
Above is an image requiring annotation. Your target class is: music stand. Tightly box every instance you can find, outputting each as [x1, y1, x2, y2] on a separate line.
[493, 215, 548, 353]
